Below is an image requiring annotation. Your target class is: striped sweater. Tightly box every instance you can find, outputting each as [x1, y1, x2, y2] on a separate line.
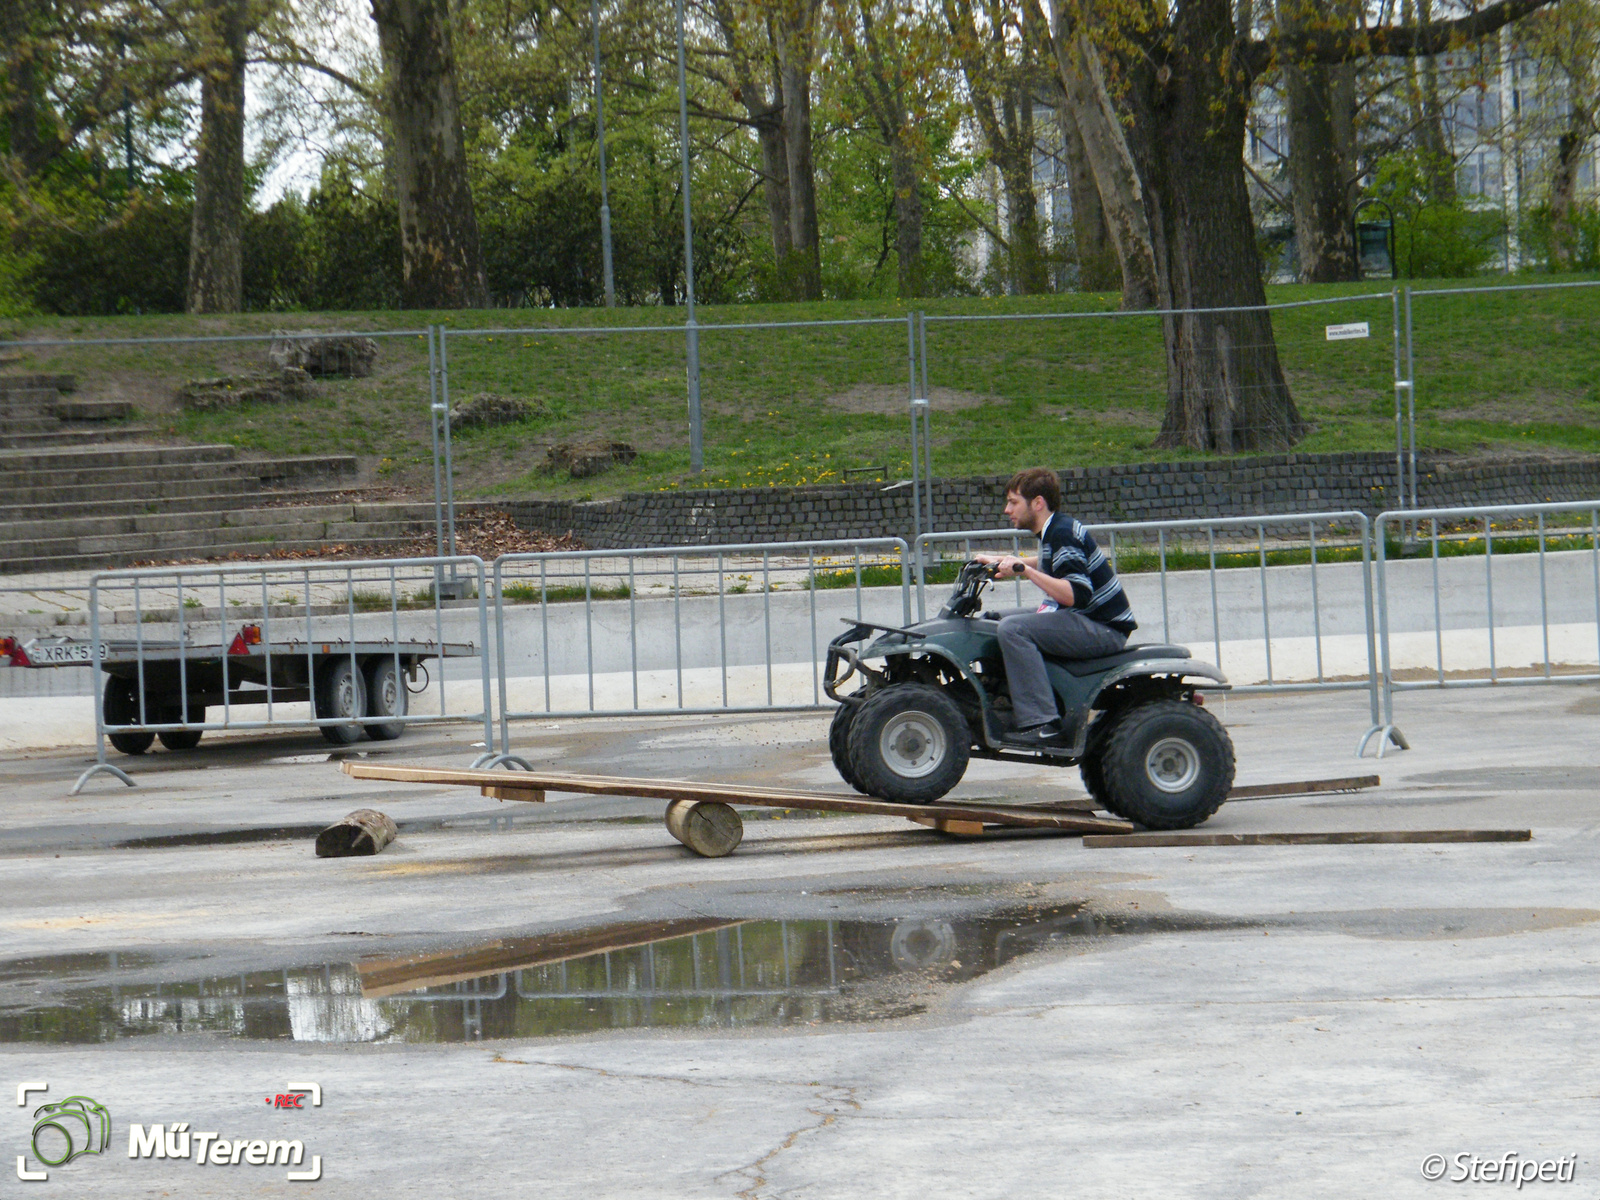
[1035, 514, 1137, 634]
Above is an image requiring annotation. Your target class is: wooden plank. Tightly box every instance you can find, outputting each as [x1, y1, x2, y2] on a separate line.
[1083, 829, 1531, 849]
[340, 761, 1135, 834]
[1226, 775, 1381, 801]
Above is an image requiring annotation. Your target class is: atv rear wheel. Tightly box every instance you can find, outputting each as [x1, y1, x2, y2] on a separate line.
[1078, 708, 1123, 812]
[1100, 700, 1234, 830]
[828, 702, 870, 794]
[847, 684, 970, 803]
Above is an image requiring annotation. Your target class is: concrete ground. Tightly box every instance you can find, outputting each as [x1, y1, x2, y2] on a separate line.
[1, 685, 1597, 1197]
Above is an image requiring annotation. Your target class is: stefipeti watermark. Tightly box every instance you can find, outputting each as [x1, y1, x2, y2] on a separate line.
[1421, 1153, 1578, 1187]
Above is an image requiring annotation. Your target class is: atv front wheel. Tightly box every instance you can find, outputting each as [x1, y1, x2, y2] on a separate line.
[847, 684, 970, 803]
[1100, 700, 1234, 830]
[828, 702, 870, 794]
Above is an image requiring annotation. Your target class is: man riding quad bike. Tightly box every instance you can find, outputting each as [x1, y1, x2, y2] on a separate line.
[822, 560, 1236, 830]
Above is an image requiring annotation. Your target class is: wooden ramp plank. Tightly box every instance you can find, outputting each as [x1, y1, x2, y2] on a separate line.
[340, 761, 1136, 834]
[1083, 829, 1531, 849]
[1226, 775, 1381, 801]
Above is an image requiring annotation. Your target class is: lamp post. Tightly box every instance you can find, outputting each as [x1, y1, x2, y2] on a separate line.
[591, 0, 614, 307]
[673, 0, 703, 471]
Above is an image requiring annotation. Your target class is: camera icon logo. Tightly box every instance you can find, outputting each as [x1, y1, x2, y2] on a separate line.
[31, 1096, 111, 1167]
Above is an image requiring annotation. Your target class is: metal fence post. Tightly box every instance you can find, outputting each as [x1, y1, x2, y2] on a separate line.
[69, 576, 134, 794]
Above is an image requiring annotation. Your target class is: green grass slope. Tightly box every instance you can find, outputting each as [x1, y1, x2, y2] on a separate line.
[5, 276, 1597, 501]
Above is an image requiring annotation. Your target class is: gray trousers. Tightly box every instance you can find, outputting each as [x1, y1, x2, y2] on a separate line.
[996, 607, 1130, 728]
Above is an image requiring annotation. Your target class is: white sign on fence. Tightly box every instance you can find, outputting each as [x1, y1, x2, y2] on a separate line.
[1325, 321, 1371, 341]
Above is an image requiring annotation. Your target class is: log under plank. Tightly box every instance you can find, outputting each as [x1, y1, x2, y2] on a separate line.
[339, 762, 1136, 834]
[1083, 829, 1531, 849]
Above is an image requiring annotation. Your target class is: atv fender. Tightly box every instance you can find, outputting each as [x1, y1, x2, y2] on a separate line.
[1056, 657, 1231, 757]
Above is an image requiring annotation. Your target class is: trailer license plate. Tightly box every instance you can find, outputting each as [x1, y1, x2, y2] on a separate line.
[24, 641, 94, 664]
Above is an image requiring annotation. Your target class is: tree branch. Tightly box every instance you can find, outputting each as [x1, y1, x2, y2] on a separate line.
[1249, 0, 1558, 72]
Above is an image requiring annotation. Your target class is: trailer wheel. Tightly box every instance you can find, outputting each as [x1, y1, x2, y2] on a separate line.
[102, 676, 154, 756]
[1100, 700, 1234, 830]
[828, 702, 869, 794]
[362, 658, 408, 741]
[315, 659, 367, 745]
[158, 725, 203, 751]
[847, 683, 970, 803]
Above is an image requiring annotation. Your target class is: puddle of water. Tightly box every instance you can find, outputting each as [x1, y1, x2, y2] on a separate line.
[0, 904, 1223, 1046]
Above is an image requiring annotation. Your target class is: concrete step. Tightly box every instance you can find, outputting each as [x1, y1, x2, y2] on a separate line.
[0, 503, 365, 544]
[0, 487, 357, 524]
[250, 455, 359, 487]
[0, 426, 155, 450]
[0, 475, 258, 507]
[0, 507, 438, 561]
[0, 417, 61, 434]
[52, 399, 134, 421]
[0, 535, 433, 576]
[0, 389, 58, 417]
[0, 374, 74, 393]
[0, 442, 238, 474]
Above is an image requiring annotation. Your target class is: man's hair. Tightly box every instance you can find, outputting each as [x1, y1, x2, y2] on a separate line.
[1006, 467, 1060, 513]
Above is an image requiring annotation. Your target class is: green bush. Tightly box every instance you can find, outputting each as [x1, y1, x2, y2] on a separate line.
[1519, 202, 1600, 272]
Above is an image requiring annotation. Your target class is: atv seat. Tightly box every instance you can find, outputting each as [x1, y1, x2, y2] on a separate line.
[1051, 643, 1192, 677]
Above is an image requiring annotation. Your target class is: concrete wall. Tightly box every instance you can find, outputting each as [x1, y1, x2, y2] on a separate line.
[498, 452, 1600, 549]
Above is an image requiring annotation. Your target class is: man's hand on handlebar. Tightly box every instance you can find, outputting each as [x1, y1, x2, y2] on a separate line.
[971, 553, 1028, 576]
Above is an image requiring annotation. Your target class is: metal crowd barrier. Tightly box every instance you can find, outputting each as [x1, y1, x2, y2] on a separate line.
[71, 556, 496, 793]
[1366, 500, 1600, 756]
[481, 539, 911, 769]
[917, 512, 1385, 753]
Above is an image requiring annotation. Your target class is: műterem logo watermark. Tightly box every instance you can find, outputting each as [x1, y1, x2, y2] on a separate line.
[15, 1080, 322, 1182]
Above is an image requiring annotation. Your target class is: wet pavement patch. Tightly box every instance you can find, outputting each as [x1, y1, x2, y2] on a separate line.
[0, 903, 1238, 1046]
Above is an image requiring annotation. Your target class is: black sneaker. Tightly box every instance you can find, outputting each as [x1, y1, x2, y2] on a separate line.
[1002, 720, 1068, 747]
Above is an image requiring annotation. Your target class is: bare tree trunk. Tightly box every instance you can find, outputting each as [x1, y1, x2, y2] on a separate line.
[371, 0, 487, 308]
[999, 93, 1048, 294]
[1057, 93, 1116, 291]
[773, 0, 822, 300]
[758, 110, 793, 264]
[1403, 0, 1457, 201]
[1038, 6, 1159, 308]
[187, 0, 247, 314]
[1547, 109, 1592, 269]
[1121, 0, 1304, 451]
[707, 4, 792, 271]
[842, 0, 926, 297]
[1286, 58, 1358, 281]
[888, 137, 925, 296]
[2, 0, 44, 174]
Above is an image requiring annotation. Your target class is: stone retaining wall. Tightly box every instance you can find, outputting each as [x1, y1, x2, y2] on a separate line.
[499, 452, 1600, 548]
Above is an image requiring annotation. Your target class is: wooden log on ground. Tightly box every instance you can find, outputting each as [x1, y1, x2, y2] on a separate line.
[664, 799, 744, 858]
[906, 815, 988, 837]
[315, 809, 399, 857]
[1083, 829, 1531, 849]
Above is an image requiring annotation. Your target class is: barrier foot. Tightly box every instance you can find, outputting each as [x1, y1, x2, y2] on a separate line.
[70, 761, 137, 795]
[474, 753, 535, 771]
[1357, 724, 1409, 758]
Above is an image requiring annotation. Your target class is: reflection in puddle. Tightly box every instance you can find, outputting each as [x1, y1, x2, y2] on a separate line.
[0, 905, 1220, 1046]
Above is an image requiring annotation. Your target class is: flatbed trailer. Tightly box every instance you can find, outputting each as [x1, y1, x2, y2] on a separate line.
[339, 762, 1384, 857]
[3, 627, 478, 752]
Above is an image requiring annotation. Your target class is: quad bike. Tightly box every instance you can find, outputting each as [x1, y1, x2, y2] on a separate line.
[823, 560, 1236, 829]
